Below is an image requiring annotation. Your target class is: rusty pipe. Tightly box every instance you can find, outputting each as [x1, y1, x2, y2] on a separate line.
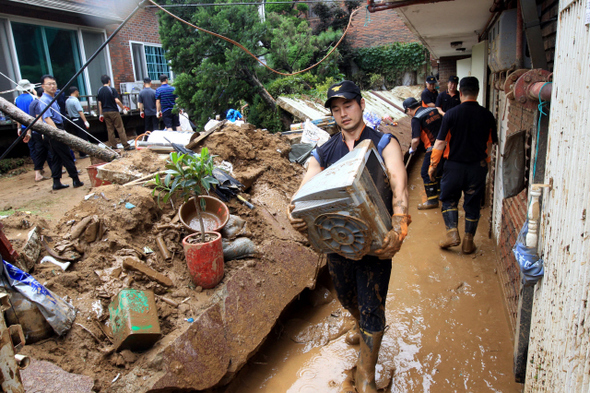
[367, 0, 454, 13]
[156, 235, 172, 261]
[14, 355, 29, 370]
[0, 310, 25, 393]
[527, 82, 552, 102]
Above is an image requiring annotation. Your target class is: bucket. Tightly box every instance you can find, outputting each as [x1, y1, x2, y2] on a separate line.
[179, 196, 229, 233]
[183, 231, 224, 289]
[86, 163, 112, 187]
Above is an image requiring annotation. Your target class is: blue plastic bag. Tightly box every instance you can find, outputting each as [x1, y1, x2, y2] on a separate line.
[512, 222, 544, 286]
[0, 259, 76, 335]
[226, 109, 243, 122]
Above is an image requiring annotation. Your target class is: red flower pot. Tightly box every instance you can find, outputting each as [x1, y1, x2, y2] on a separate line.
[182, 231, 224, 289]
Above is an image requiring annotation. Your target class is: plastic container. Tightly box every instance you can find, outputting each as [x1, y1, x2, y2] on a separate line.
[183, 231, 224, 289]
[86, 163, 112, 187]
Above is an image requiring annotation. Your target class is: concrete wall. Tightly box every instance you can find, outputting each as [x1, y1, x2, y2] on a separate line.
[524, 0, 590, 390]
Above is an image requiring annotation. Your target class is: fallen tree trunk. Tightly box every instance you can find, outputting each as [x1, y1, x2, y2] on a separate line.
[0, 97, 118, 162]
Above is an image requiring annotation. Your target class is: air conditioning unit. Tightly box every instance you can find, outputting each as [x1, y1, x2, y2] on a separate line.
[119, 82, 144, 110]
[290, 140, 393, 260]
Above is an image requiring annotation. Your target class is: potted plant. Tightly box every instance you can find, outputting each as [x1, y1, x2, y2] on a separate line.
[151, 148, 226, 288]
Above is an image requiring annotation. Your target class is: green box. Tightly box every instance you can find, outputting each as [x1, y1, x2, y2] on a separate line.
[109, 289, 161, 351]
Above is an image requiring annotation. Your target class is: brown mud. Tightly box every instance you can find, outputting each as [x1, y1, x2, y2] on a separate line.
[0, 125, 308, 392]
[227, 153, 523, 393]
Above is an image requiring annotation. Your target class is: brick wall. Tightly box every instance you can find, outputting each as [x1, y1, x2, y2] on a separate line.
[438, 55, 469, 91]
[105, 7, 162, 90]
[541, 0, 558, 71]
[347, 10, 419, 49]
[507, 101, 535, 137]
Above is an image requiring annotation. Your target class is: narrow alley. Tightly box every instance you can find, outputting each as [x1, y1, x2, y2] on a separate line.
[229, 153, 522, 393]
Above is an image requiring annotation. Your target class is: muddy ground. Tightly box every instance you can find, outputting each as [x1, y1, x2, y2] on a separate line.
[0, 124, 310, 392]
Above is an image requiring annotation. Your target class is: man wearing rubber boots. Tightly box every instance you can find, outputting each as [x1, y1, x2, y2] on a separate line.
[404, 97, 444, 210]
[428, 77, 497, 254]
[288, 80, 410, 393]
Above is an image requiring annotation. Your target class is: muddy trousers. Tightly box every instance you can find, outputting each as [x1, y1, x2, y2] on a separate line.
[439, 160, 487, 234]
[327, 253, 391, 334]
[421, 151, 445, 201]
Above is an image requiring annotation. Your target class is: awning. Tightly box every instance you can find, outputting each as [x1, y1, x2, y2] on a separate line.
[5, 0, 124, 23]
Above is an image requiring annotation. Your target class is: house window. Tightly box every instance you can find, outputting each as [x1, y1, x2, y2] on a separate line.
[11, 22, 87, 96]
[131, 42, 172, 82]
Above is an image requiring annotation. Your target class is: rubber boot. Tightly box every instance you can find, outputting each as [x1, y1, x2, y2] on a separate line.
[354, 330, 383, 393]
[73, 176, 84, 188]
[345, 320, 361, 346]
[417, 182, 439, 210]
[462, 218, 479, 254]
[53, 178, 69, 190]
[439, 208, 460, 249]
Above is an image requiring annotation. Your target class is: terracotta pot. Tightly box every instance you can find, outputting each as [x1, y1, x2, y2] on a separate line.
[182, 231, 224, 289]
[179, 196, 229, 233]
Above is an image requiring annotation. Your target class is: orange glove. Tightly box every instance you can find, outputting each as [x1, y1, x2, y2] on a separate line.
[374, 214, 411, 259]
[428, 148, 444, 181]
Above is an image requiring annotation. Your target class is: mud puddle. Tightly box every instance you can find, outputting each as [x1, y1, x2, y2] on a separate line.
[226, 153, 523, 392]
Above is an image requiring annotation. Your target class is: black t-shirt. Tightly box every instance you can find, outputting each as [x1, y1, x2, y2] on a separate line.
[437, 101, 498, 163]
[435, 90, 461, 113]
[421, 88, 438, 107]
[97, 86, 120, 112]
[411, 107, 442, 149]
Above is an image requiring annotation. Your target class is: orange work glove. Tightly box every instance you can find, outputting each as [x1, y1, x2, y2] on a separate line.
[428, 148, 444, 181]
[374, 214, 412, 259]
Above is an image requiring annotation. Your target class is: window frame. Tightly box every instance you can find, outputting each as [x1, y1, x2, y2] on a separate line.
[128, 40, 173, 82]
[1, 13, 113, 99]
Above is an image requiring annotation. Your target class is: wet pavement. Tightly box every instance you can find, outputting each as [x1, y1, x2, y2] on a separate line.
[229, 154, 523, 393]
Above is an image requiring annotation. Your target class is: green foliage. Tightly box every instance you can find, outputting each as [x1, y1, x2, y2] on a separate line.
[352, 43, 427, 88]
[246, 95, 284, 133]
[0, 158, 26, 174]
[158, 0, 348, 131]
[151, 148, 219, 210]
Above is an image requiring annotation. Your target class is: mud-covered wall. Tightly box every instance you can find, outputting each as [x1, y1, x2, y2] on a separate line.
[524, 0, 590, 390]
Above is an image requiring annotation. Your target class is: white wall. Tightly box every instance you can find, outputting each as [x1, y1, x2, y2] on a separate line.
[456, 58, 471, 81]
[525, 0, 590, 391]
[471, 40, 488, 106]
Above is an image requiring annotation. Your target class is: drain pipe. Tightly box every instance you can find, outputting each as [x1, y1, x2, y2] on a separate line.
[516, 0, 524, 68]
[527, 81, 552, 102]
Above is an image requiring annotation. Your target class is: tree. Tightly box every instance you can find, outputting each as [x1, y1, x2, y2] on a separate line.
[158, 0, 274, 128]
[157, 0, 346, 131]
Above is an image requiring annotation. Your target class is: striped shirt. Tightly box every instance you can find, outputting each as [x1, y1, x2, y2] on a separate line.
[155, 84, 177, 113]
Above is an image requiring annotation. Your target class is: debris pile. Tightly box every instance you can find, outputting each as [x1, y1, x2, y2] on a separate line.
[5, 123, 322, 392]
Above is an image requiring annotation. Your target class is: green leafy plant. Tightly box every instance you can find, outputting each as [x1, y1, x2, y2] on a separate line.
[151, 148, 219, 243]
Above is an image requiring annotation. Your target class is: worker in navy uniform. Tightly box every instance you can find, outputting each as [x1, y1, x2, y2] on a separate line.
[421, 75, 438, 108]
[435, 75, 461, 116]
[428, 77, 497, 254]
[288, 80, 410, 393]
[404, 96, 444, 210]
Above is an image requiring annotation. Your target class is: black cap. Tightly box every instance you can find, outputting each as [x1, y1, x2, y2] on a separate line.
[460, 76, 479, 90]
[325, 80, 361, 108]
[448, 75, 459, 83]
[426, 76, 437, 84]
[402, 97, 420, 113]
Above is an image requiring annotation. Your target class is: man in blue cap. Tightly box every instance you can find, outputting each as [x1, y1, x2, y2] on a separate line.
[288, 80, 410, 393]
[428, 76, 497, 254]
[421, 75, 438, 108]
